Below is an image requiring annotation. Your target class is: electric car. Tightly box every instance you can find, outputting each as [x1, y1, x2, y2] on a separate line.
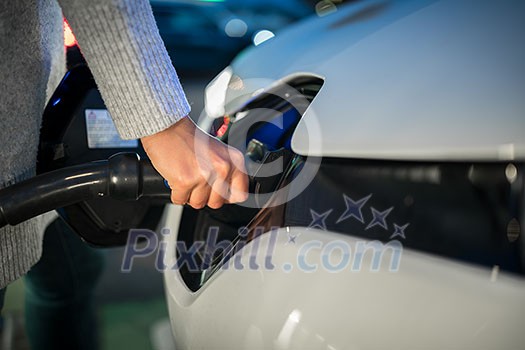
[0, 0, 523, 349]
[160, 0, 525, 349]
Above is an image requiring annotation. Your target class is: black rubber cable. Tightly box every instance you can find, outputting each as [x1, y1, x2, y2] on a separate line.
[0, 153, 169, 228]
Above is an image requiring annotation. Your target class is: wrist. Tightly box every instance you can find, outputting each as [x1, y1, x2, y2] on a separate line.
[140, 115, 193, 145]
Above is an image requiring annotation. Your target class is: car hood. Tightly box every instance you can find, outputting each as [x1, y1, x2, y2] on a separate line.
[220, 0, 525, 161]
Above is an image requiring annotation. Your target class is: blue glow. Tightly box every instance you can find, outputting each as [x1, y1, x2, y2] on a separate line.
[247, 108, 300, 151]
[52, 98, 61, 106]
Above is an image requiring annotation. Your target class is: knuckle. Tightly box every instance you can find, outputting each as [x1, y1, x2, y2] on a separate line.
[215, 161, 231, 179]
[231, 149, 244, 164]
[199, 167, 212, 181]
[175, 173, 198, 188]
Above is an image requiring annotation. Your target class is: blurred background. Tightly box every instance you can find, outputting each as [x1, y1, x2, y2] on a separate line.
[152, 0, 314, 75]
[1, 0, 340, 349]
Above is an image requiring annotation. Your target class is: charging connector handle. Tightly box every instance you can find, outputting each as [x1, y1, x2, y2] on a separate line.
[0, 153, 169, 228]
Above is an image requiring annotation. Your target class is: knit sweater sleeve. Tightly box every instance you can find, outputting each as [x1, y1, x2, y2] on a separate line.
[57, 0, 191, 139]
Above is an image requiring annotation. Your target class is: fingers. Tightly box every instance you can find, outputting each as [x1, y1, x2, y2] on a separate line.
[207, 147, 248, 208]
[228, 166, 249, 203]
[207, 178, 229, 209]
[227, 148, 249, 203]
[170, 185, 191, 206]
[187, 184, 212, 209]
[142, 118, 248, 210]
[170, 156, 248, 208]
[170, 167, 212, 208]
[168, 160, 230, 209]
[184, 149, 247, 209]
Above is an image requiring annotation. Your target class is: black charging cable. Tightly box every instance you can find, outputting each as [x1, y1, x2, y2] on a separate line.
[0, 153, 169, 228]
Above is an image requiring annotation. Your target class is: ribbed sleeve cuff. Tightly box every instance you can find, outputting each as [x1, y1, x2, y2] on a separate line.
[0, 220, 43, 289]
[60, 0, 191, 139]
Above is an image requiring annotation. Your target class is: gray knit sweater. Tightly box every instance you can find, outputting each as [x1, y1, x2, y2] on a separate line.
[0, 0, 190, 288]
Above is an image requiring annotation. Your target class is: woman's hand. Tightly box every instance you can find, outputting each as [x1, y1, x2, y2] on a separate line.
[141, 117, 248, 209]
